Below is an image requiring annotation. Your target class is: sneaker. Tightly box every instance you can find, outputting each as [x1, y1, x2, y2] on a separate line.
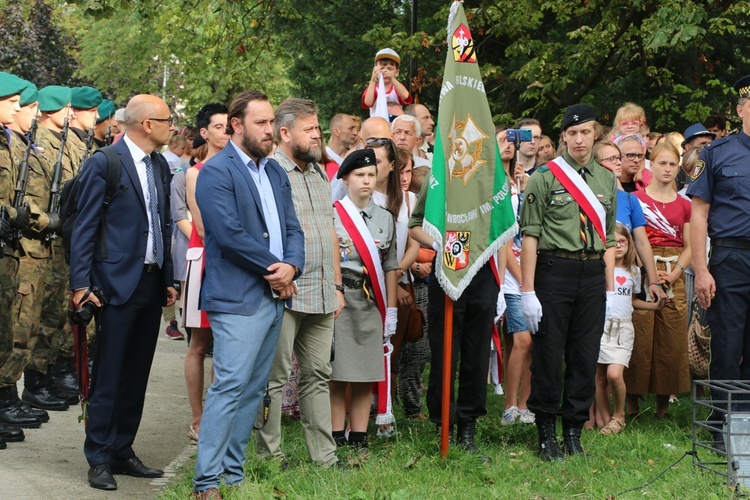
[519, 409, 536, 424]
[494, 384, 504, 396]
[165, 320, 185, 340]
[501, 406, 520, 426]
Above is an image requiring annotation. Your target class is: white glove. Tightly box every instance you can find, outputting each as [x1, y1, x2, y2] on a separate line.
[495, 292, 506, 324]
[521, 291, 542, 334]
[384, 307, 398, 339]
[606, 291, 616, 320]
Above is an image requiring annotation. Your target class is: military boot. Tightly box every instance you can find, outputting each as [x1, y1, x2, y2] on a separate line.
[9, 385, 49, 422]
[456, 421, 491, 463]
[536, 416, 563, 462]
[0, 386, 41, 428]
[0, 423, 24, 442]
[21, 369, 69, 411]
[562, 421, 587, 456]
[47, 366, 78, 405]
[52, 356, 80, 395]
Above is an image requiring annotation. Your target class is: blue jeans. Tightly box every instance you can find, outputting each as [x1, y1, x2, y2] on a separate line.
[193, 296, 284, 492]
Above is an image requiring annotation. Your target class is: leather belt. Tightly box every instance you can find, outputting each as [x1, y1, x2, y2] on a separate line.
[712, 238, 750, 250]
[342, 276, 364, 289]
[538, 249, 604, 261]
[143, 263, 161, 273]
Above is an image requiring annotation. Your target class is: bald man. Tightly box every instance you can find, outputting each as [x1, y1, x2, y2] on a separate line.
[70, 94, 178, 491]
[361, 116, 392, 140]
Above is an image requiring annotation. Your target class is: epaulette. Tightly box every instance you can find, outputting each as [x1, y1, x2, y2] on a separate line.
[703, 134, 734, 151]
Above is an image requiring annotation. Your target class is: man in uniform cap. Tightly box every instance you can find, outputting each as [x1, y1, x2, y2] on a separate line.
[520, 103, 617, 461]
[94, 99, 116, 147]
[68, 86, 103, 166]
[688, 75, 750, 453]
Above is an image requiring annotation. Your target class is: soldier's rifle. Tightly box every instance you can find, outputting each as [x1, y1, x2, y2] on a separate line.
[47, 116, 69, 240]
[10, 118, 37, 240]
[81, 125, 95, 164]
[105, 125, 112, 146]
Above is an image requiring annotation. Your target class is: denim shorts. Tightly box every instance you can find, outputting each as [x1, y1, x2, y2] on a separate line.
[504, 293, 531, 333]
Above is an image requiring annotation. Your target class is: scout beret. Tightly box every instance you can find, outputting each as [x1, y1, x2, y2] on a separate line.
[375, 48, 401, 66]
[71, 86, 103, 109]
[337, 148, 377, 179]
[96, 99, 116, 123]
[734, 75, 750, 99]
[38, 86, 71, 112]
[561, 103, 596, 130]
[0, 72, 28, 99]
[681, 123, 715, 148]
[19, 81, 38, 107]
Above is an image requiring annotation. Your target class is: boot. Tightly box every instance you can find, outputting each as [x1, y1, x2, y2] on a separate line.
[22, 369, 69, 411]
[9, 386, 49, 422]
[0, 423, 24, 442]
[536, 416, 563, 462]
[47, 368, 79, 405]
[0, 386, 41, 428]
[456, 421, 491, 463]
[52, 356, 80, 395]
[562, 421, 586, 456]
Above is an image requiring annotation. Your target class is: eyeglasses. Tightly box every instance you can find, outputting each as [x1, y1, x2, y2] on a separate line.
[598, 155, 622, 164]
[365, 137, 396, 158]
[615, 238, 629, 247]
[623, 152, 645, 161]
[145, 117, 174, 126]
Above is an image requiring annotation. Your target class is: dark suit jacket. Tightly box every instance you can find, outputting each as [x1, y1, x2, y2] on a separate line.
[195, 142, 304, 315]
[69, 137, 174, 306]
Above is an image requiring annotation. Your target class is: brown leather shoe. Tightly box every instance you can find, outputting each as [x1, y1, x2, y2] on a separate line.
[190, 487, 222, 499]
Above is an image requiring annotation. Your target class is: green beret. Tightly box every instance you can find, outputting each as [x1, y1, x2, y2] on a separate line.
[19, 81, 38, 107]
[96, 99, 116, 123]
[71, 86, 103, 109]
[38, 86, 71, 113]
[0, 72, 28, 99]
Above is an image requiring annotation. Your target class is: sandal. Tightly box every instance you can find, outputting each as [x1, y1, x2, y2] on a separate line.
[600, 417, 625, 435]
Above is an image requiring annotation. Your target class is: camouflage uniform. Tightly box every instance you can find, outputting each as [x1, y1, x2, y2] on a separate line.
[34, 126, 76, 374]
[0, 130, 53, 387]
[66, 127, 87, 169]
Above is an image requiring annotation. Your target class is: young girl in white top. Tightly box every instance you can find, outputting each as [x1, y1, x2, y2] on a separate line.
[595, 223, 664, 435]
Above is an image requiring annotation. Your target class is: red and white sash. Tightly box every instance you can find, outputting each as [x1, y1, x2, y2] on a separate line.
[547, 156, 607, 244]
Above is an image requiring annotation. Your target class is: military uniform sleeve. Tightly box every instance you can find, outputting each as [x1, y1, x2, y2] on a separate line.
[408, 179, 428, 228]
[519, 169, 547, 238]
[686, 147, 712, 202]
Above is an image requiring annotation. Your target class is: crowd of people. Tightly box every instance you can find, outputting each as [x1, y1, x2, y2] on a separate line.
[1, 47, 749, 499]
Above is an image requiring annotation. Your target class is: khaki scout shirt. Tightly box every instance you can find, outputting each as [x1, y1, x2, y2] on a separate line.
[520, 151, 616, 252]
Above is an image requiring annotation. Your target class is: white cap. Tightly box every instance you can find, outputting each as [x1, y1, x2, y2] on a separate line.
[114, 108, 125, 122]
[375, 48, 400, 65]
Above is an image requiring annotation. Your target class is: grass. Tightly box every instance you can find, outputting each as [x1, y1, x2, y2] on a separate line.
[160, 388, 737, 499]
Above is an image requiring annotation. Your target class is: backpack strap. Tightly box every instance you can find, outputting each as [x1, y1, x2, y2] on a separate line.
[97, 146, 122, 260]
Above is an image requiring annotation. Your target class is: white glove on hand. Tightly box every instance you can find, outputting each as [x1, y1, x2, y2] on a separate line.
[495, 292, 507, 324]
[384, 307, 398, 339]
[521, 291, 542, 334]
[606, 291, 616, 320]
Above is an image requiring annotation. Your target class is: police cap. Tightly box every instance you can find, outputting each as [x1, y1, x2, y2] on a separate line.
[734, 75, 750, 99]
[337, 149, 377, 179]
[682, 123, 715, 148]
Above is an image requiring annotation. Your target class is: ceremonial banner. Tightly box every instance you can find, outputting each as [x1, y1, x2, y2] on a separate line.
[423, 0, 518, 300]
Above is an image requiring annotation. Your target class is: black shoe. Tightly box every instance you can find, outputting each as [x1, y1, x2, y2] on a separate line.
[0, 423, 24, 442]
[562, 423, 587, 456]
[16, 400, 49, 422]
[21, 387, 69, 411]
[88, 464, 117, 490]
[0, 389, 42, 429]
[536, 418, 564, 462]
[110, 456, 164, 478]
[51, 386, 80, 405]
[52, 357, 80, 394]
[456, 421, 491, 463]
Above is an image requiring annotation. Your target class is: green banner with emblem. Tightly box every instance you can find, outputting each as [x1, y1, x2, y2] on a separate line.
[422, 0, 518, 300]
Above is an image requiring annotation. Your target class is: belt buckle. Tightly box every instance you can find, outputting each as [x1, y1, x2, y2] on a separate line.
[579, 250, 588, 261]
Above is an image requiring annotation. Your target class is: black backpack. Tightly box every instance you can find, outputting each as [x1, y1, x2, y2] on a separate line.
[61, 146, 121, 264]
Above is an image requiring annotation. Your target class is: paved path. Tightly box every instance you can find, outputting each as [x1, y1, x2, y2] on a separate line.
[0, 332, 200, 499]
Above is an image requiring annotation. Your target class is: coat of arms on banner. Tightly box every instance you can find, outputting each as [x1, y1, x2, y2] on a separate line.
[443, 231, 471, 270]
[452, 23, 476, 63]
[448, 114, 488, 184]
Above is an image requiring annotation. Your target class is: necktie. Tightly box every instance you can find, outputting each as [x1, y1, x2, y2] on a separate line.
[143, 155, 164, 268]
[578, 168, 593, 250]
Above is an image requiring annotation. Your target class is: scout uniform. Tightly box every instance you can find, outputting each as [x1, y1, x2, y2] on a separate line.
[686, 75, 750, 445]
[520, 104, 616, 460]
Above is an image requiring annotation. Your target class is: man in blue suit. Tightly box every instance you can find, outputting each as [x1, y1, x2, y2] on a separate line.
[191, 90, 304, 498]
[70, 94, 178, 490]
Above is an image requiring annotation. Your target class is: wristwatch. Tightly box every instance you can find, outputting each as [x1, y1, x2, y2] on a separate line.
[335, 284, 345, 294]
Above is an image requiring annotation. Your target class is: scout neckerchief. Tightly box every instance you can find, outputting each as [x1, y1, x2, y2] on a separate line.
[546, 156, 607, 244]
[334, 196, 394, 425]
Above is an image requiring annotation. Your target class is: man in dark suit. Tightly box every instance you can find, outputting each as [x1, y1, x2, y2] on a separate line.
[70, 94, 177, 490]
[191, 90, 304, 498]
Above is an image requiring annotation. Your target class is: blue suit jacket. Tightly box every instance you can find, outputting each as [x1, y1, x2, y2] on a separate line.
[69, 138, 174, 306]
[195, 144, 305, 315]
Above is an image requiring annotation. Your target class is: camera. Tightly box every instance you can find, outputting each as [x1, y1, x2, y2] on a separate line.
[70, 286, 107, 326]
[506, 128, 533, 143]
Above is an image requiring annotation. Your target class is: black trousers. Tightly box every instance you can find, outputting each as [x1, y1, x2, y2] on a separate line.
[426, 263, 498, 425]
[707, 246, 750, 415]
[84, 271, 163, 466]
[527, 256, 605, 425]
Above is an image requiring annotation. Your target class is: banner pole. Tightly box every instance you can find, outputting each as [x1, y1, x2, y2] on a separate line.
[440, 295, 454, 458]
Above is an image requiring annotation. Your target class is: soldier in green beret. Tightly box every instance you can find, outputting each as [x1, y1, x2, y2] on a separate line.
[68, 86, 103, 166]
[0, 72, 42, 441]
[94, 99, 116, 147]
[1, 80, 62, 434]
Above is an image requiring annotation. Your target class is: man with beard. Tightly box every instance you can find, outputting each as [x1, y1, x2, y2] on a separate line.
[192, 91, 304, 498]
[254, 98, 344, 469]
